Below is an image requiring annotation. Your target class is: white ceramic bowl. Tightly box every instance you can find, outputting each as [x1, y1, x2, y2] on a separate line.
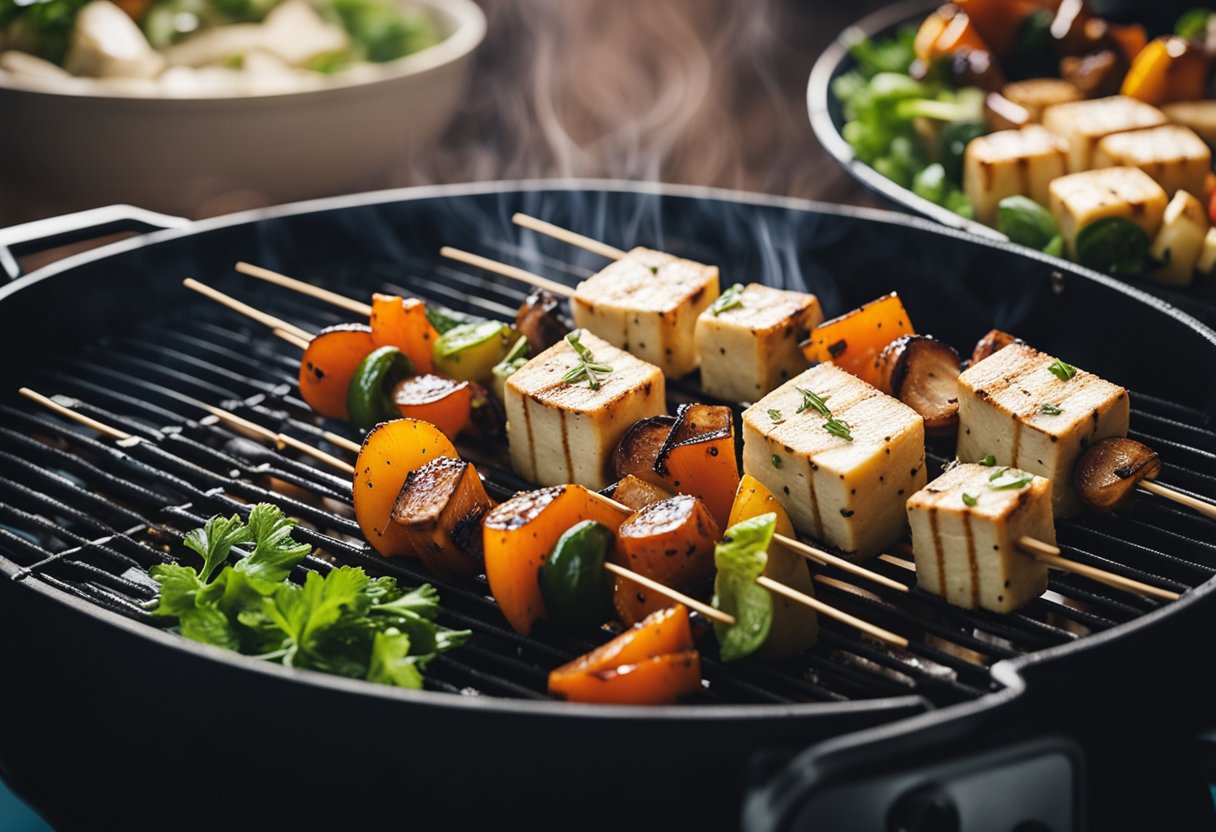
[0, 0, 485, 217]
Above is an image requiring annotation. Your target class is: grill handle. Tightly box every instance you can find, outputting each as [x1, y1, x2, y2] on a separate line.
[0, 204, 189, 282]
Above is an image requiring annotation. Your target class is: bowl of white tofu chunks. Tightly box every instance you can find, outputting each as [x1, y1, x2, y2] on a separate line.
[813, 0, 1216, 292]
[0, 0, 484, 214]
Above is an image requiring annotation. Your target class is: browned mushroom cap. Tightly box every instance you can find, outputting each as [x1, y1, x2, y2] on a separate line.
[1075, 437, 1161, 513]
[515, 289, 571, 354]
[970, 328, 1023, 366]
[610, 474, 674, 511]
[612, 415, 676, 482]
[1060, 48, 1127, 99]
[875, 335, 961, 437]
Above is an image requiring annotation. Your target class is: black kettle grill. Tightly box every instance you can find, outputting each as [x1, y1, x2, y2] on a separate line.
[0, 183, 1214, 831]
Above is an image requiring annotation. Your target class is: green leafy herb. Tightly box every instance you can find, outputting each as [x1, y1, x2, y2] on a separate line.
[980, 454, 996, 466]
[1040, 403, 1063, 415]
[795, 387, 832, 417]
[962, 492, 978, 507]
[1176, 7, 1213, 39]
[989, 466, 1010, 481]
[712, 513, 776, 662]
[149, 503, 467, 689]
[1047, 359, 1077, 381]
[771, 454, 782, 469]
[711, 283, 746, 316]
[988, 468, 1034, 491]
[1075, 216, 1151, 277]
[825, 417, 854, 442]
[767, 408, 785, 424]
[561, 329, 614, 390]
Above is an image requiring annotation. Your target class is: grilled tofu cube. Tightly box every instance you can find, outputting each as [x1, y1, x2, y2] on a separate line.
[1001, 78, 1082, 123]
[1162, 100, 1216, 146]
[1048, 167, 1168, 258]
[956, 343, 1129, 518]
[1041, 95, 1167, 171]
[1197, 227, 1216, 275]
[571, 247, 719, 377]
[506, 331, 665, 490]
[963, 126, 1069, 226]
[1150, 189, 1210, 287]
[694, 283, 823, 403]
[741, 364, 926, 558]
[1093, 124, 1211, 200]
[907, 463, 1054, 613]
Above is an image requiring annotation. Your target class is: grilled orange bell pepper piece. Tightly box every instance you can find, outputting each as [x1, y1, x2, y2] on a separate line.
[614, 495, 720, 626]
[728, 476, 819, 660]
[549, 605, 701, 704]
[392, 457, 493, 579]
[1121, 36, 1210, 106]
[802, 293, 915, 387]
[370, 294, 438, 374]
[298, 323, 377, 420]
[652, 404, 739, 530]
[391, 374, 472, 439]
[484, 485, 630, 635]
[353, 418, 457, 558]
[914, 5, 988, 64]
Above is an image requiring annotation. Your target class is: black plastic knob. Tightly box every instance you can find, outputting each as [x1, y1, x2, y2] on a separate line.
[887, 783, 961, 832]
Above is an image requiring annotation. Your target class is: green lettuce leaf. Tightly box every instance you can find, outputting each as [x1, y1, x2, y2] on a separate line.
[712, 513, 777, 662]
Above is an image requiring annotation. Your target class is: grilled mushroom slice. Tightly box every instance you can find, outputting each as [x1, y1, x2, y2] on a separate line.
[392, 457, 493, 578]
[515, 289, 571, 354]
[611, 415, 676, 481]
[970, 328, 1023, 366]
[610, 474, 673, 511]
[1075, 437, 1161, 513]
[875, 335, 961, 436]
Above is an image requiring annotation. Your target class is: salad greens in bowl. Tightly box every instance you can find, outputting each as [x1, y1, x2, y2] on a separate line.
[810, 0, 1216, 303]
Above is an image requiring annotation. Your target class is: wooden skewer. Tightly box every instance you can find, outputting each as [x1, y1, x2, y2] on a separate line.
[236, 261, 373, 317]
[1139, 479, 1216, 521]
[602, 562, 733, 625]
[273, 328, 312, 351]
[758, 576, 909, 649]
[1016, 536, 1181, 601]
[182, 277, 313, 343]
[201, 405, 354, 475]
[19, 388, 135, 442]
[511, 213, 628, 261]
[776, 534, 908, 593]
[439, 245, 575, 298]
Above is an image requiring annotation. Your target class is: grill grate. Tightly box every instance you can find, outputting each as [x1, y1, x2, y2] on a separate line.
[2, 245, 1215, 709]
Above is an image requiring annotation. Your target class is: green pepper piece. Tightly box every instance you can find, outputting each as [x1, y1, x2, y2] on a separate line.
[712, 512, 776, 662]
[433, 320, 515, 383]
[997, 195, 1060, 251]
[491, 335, 531, 402]
[1176, 8, 1213, 40]
[938, 120, 986, 186]
[538, 521, 614, 633]
[346, 346, 412, 431]
[1075, 217, 1152, 277]
[912, 163, 948, 206]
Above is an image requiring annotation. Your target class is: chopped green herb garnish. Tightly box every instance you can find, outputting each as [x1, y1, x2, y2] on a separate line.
[771, 454, 782, 468]
[988, 468, 1034, 490]
[962, 492, 978, 507]
[648, 264, 659, 274]
[711, 283, 746, 316]
[989, 466, 1009, 481]
[825, 417, 853, 441]
[1047, 359, 1077, 381]
[767, 408, 785, 424]
[561, 329, 614, 390]
[795, 387, 832, 417]
[980, 454, 996, 466]
[1040, 403, 1062, 415]
[150, 503, 467, 689]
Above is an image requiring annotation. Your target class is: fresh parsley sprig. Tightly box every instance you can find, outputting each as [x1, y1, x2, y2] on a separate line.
[149, 503, 468, 689]
[1047, 359, 1077, 381]
[711, 283, 745, 316]
[561, 329, 614, 390]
